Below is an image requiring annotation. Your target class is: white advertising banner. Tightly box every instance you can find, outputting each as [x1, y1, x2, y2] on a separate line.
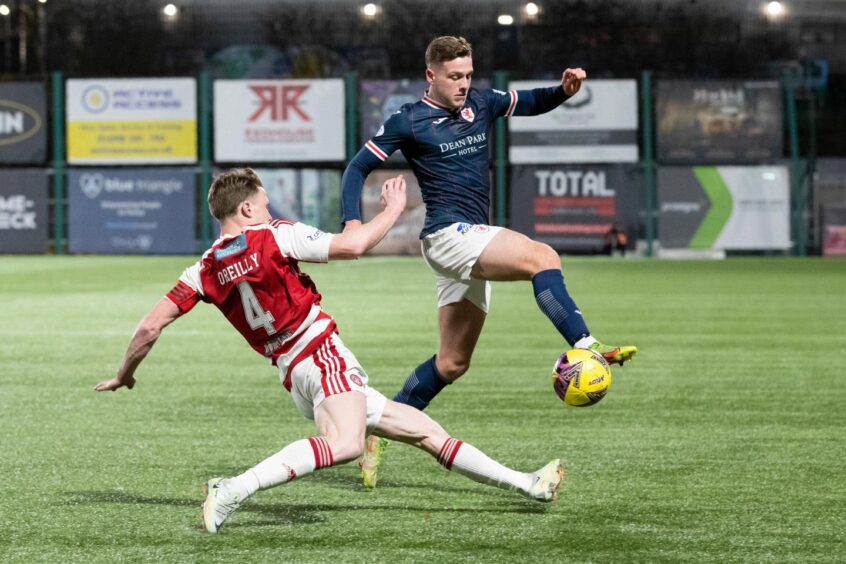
[214, 79, 345, 162]
[659, 166, 791, 250]
[66, 78, 197, 164]
[508, 79, 638, 164]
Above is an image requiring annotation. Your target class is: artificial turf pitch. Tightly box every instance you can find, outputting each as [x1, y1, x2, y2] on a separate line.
[1, 256, 844, 563]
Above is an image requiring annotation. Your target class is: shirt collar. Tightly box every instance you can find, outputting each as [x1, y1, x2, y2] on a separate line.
[422, 89, 458, 112]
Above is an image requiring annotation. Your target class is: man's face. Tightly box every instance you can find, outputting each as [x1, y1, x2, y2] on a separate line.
[426, 56, 473, 110]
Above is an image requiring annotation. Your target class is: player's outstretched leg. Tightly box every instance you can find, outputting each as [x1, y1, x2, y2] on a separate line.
[532, 269, 637, 365]
[435, 438, 564, 502]
[369, 300, 487, 488]
[202, 435, 334, 533]
[474, 229, 636, 366]
[203, 392, 366, 532]
[373, 399, 564, 502]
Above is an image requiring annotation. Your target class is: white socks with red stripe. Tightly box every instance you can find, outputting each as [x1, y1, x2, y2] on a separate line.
[223, 437, 334, 499]
[437, 438, 534, 495]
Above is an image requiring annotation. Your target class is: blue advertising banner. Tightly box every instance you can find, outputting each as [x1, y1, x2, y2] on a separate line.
[68, 169, 195, 254]
[0, 170, 49, 253]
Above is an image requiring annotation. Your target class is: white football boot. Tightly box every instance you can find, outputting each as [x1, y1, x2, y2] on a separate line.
[202, 478, 243, 533]
[526, 459, 565, 502]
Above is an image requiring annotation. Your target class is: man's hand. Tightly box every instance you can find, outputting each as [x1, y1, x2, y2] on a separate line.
[561, 68, 587, 97]
[380, 174, 406, 216]
[328, 174, 407, 260]
[92, 298, 180, 394]
[94, 374, 136, 392]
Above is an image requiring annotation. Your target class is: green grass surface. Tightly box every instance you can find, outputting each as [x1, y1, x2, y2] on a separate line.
[1, 256, 844, 563]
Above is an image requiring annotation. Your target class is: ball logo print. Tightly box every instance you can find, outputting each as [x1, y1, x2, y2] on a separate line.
[552, 348, 612, 407]
[81, 85, 109, 114]
[80, 173, 104, 199]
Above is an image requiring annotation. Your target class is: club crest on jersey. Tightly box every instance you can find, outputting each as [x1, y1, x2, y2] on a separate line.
[460, 107, 475, 122]
[350, 373, 363, 387]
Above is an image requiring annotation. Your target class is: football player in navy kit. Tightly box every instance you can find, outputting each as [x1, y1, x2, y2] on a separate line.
[341, 36, 637, 487]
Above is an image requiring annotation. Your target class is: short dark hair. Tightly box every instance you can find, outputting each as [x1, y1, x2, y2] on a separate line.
[425, 36, 472, 67]
[208, 168, 262, 221]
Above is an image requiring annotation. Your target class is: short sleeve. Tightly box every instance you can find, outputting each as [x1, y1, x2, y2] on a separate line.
[166, 262, 202, 313]
[272, 220, 334, 263]
[363, 109, 411, 162]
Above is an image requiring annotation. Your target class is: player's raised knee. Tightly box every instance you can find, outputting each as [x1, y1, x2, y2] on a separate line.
[533, 242, 561, 273]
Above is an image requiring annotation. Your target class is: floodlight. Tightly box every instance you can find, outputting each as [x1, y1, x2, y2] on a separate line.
[525, 2, 540, 17]
[163, 3, 178, 18]
[0, 4, 9, 16]
[362, 3, 378, 17]
[497, 14, 514, 25]
[766, 1, 785, 17]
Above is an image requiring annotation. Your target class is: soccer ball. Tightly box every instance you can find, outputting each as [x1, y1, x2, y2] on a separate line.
[552, 348, 612, 407]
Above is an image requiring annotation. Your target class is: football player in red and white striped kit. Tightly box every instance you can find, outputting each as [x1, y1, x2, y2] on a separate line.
[94, 168, 563, 533]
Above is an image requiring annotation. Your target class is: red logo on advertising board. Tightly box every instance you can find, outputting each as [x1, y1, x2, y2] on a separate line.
[248, 84, 311, 122]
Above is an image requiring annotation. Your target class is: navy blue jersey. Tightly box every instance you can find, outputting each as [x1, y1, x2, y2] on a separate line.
[342, 85, 569, 238]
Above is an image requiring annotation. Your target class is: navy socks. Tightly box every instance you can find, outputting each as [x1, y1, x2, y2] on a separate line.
[393, 355, 449, 410]
[532, 268, 590, 346]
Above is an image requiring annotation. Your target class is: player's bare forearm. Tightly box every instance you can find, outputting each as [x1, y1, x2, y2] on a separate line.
[330, 175, 406, 259]
[94, 298, 181, 392]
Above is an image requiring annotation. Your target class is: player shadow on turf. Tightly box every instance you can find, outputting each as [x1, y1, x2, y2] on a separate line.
[67, 488, 549, 525]
[312, 467, 484, 495]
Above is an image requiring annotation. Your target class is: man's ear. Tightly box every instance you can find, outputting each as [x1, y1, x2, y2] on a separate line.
[425, 67, 435, 84]
[239, 199, 252, 218]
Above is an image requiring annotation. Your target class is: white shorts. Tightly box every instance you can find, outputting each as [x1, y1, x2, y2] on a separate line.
[281, 332, 387, 431]
[421, 222, 503, 313]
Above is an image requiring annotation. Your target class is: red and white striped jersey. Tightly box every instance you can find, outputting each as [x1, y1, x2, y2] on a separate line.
[166, 220, 338, 378]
